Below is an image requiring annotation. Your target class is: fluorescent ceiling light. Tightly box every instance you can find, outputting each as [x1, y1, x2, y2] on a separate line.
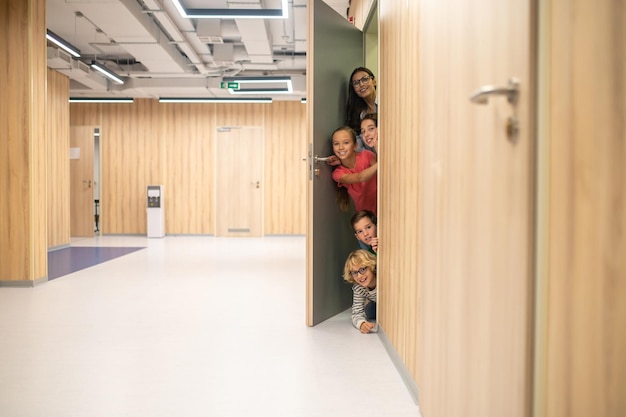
[172, 0, 288, 19]
[69, 97, 134, 103]
[159, 97, 273, 103]
[46, 29, 81, 58]
[91, 61, 125, 85]
[224, 76, 293, 95]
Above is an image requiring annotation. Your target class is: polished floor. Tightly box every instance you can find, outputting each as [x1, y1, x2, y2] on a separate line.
[0, 236, 421, 417]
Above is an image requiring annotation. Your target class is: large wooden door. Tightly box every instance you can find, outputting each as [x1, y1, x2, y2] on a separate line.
[408, 0, 535, 415]
[215, 126, 263, 237]
[306, 0, 364, 326]
[70, 126, 95, 237]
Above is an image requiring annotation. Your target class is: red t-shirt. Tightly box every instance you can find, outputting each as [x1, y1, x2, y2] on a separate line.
[331, 150, 377, 215]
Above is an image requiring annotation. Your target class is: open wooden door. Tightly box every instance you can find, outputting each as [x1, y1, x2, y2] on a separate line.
[70, 126, 95, 237]
[306, 0, 364, 326]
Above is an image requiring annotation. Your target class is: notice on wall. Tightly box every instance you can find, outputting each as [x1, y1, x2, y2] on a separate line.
[69, 147, 80, 159]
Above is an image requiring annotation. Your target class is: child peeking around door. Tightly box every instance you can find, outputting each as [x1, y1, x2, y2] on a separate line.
[343, 249, 378, 334]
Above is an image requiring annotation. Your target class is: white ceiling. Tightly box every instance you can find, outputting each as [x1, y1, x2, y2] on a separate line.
[46, 0, 350, 101]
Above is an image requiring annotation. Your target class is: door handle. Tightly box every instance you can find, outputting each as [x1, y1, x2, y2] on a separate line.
[314, 155, 329, 163]
[82, 179, 92, 188]
[470, 78, 519, 105]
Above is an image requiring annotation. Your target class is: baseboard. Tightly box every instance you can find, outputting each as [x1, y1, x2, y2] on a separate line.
[0, 276, 48, 288]
[378, 325, 420, 405]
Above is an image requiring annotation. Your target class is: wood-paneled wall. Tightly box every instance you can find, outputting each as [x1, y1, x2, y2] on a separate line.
[265, 101, 308, 234]
[47, 69, 70, 248]
[70, 100, 306, 235]
[367, 0, 625, 416]
[377, 0, 421, 386]
[0, 0, 47, 283]
[536, 1, 626, 416]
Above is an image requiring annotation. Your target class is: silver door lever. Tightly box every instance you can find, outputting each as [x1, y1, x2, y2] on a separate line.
[314, 155, 330, 163]
[470, 78, 519, 105]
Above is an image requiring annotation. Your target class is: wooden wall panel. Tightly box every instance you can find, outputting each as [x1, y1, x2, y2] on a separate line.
[537, 1, 626, 416]
[30, 0, 47, 280]
[70, 103, 101, 126]
[1, 0, 31, 279]
[100, 99, 163, 234]
[379, 0, 533, 416]
[47, 69, 70, 248]
[69, 100, 305, 236]
[214, 103, 265, 126]
[161, 103, 215, 234]
[264, 101, 307, 234]
[378, 0, 420, 383]
[0, 0, 46, 282]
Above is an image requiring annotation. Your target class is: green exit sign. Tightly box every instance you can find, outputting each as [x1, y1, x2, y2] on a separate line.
[220, 82, 239, 89]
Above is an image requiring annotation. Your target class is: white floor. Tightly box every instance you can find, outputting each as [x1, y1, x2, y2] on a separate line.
[0, 236, 421, 417]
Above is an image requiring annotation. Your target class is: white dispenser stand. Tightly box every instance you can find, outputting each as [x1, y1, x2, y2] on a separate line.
[147, 185, 165, 238]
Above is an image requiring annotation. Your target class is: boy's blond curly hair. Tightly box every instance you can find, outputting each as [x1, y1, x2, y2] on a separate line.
[343, 249, 377, 284]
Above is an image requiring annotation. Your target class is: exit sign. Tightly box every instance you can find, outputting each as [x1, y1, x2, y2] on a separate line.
[220, 82, 239, 89]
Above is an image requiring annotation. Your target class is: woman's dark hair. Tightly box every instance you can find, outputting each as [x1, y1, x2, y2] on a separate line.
[346, 67, 376, 132]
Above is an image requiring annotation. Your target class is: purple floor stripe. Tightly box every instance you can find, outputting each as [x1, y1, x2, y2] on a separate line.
[48, 247, 145, 280]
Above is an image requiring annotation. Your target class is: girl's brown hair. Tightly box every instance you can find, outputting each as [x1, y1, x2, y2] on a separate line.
[332, 126, 357, 212]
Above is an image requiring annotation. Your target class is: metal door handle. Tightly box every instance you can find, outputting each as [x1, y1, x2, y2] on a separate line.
[470, 78, 519, 105]
[314, 155, 329, 163]
[83, 179, 92, 188]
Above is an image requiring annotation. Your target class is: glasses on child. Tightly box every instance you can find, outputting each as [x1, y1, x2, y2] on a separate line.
[350, 267, 368, 278]
[352, 75, 372, 87]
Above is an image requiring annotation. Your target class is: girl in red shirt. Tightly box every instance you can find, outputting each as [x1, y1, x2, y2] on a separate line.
[331, 126, 378, 215]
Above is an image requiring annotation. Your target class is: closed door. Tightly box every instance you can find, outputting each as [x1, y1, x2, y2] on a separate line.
[411, 0, 534, 415]
[215, 126, 263, 237]
[70, 126, 95, 237]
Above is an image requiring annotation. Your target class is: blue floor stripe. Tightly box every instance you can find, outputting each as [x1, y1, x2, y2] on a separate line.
[48, 247, 145, 280]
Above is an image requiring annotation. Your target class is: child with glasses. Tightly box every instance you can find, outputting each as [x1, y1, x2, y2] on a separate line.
[331, 126, 378, 215]
[343, 249, 378, 333]
[352, 210, 378, 254]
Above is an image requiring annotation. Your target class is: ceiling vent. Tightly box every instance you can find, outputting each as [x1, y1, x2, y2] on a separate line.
[197, 20, 224, 44]
[46, 46, 72, 69]
[200, 36, 224, 44]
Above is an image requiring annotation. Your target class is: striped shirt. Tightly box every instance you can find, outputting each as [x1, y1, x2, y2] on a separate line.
[351, 284, 377, 330]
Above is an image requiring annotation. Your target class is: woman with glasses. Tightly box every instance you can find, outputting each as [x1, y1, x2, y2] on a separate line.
[343, 249, 378, 334]
[347, 67, 377, 147]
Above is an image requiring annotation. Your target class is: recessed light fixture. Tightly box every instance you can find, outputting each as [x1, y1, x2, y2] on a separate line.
[69, 97, 134, 103]
[158, 97, 273, 103]
[172, 0, 288, 19]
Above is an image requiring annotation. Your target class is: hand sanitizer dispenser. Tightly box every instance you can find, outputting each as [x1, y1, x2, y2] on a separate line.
[147, 185, 165, 238]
